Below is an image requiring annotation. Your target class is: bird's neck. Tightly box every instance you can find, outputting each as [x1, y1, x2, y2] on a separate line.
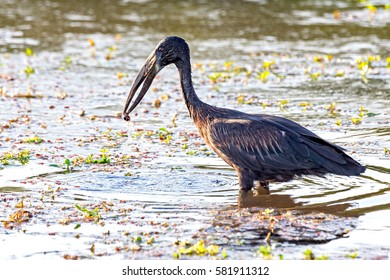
[176, 59, 220, 143]
[176, 60, 203, 118]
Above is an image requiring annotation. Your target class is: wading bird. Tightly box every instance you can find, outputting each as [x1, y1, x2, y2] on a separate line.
[123, 36, 365, 191]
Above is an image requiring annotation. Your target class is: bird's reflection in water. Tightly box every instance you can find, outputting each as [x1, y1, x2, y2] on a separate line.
[212, 188, 359, 245]
[238, 189, 302, 209]
[238, 185, 356, 217]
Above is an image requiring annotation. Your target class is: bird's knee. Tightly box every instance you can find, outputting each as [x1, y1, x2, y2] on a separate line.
[240, 184, 253, 192]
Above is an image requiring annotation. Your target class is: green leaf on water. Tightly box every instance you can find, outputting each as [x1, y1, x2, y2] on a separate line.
[25, 47, 34, 56]
[23, 65, 35, 77]
[221, 249, 228, 259]
[64, 158, 71, 173]
[85, 149, 111, 164]
[303, 249, 315, 260]
[132, 236, 142, 244]
[22, 136, 42, 144]
[346, 252, 358, 259]
[1, 150, 31, 165]
[75, 203, 100, 222]
[258, 245, 273, 260]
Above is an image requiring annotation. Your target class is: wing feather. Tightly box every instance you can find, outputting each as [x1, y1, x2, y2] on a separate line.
[209, 116, 345, 173]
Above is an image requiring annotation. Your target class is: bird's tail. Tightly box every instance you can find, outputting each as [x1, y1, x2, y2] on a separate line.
[329, 154, 366, 176]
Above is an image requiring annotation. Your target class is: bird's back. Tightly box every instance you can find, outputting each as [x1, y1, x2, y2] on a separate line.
[193, 105, 365, 182]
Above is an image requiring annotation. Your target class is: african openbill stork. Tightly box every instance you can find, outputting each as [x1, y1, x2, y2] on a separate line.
[123, 36, 365, 191]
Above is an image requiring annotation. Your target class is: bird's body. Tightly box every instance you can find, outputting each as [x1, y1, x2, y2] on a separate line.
[123, 36, 365, 191]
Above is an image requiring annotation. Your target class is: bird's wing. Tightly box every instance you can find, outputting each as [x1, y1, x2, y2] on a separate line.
[209, 116, 348, 172]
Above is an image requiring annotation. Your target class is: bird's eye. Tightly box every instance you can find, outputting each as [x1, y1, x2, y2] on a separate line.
[158, 47, 164, 52]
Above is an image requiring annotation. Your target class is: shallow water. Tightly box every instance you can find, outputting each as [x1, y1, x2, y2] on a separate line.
[1, 0, 390, 259]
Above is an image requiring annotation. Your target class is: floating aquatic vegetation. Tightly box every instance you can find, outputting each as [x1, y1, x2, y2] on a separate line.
[358, 106, 368, 117]
[171, 111, 178, 127]
[63, 254, 79, 260]
[313, 56, 324, 63]
[22, 136, 43, 144]
[365, 3, 377, 14]
[106, 52, 113, 60]
[106, 43, 118, 60]
[154, 99, 161, 108]
[158, 127, 172, 144]
[257, 71, 270, 82]
[351, 117, 362, 125]
[132, 236, 142, 244]
[146, 237, 155, 245]
[335, 70, 345, 77]
[0, 150, 31, 165]
[88, 38, 96, 58]
[237, 94, 246, 104]
[23, 65, 35, 77]
[262, 60, 275, 70]
[25, 47, 34, 56]
[85, 148, 111, 164]
[326, 102, 338, 117]
[299, 101, 312, 111]
[277, 99, 288, 111]
[1, 197, 33, 229]
[174, 239, 221, 259]
[303, 248, 328, 260]
[2, 209, 32, 229]
[345, 252, 358, 259]
[356, 55, 381, 82]
[256, 60, 284, 82]
[257, 245, 274, 260]
[88, 39, 95, 47]
[117, 72, 128, 79]
[64, 158, 71, 173]
[40, 186, 61, 202]
[208, 72, 231, 84]
[221, 250, 228, 259]
[59, 56, 72, 71]
[307, 71, 321, 81]
[75, 204, 101, 223]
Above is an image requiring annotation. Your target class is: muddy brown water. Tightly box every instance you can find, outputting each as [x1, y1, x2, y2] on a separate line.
[0, 0, 389, 259]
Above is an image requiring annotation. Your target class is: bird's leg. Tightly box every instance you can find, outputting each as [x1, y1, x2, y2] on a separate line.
[259, 181, 269, 190]
[237, 169, 254, 192]
[253, 181, 270, 195]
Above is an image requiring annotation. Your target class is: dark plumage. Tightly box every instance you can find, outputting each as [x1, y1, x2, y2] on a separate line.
[123, 36, 365, 191]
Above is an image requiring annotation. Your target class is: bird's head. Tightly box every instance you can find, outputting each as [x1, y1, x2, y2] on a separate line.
[123, 36, 190, 120]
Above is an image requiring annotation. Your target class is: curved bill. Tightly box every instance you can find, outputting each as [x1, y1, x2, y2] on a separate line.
[123, 51, 161, 120]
